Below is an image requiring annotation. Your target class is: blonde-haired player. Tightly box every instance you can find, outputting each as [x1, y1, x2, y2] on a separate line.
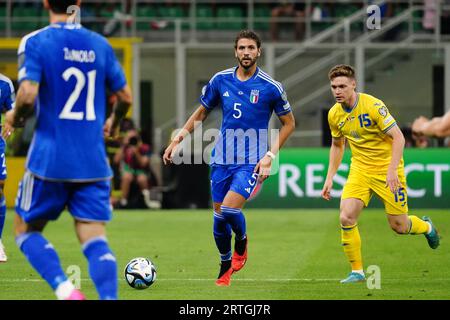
[321, 64, 440, 284]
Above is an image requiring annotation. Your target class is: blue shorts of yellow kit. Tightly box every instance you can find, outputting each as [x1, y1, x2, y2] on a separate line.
[342, 167, 409, 215]
[15, 171, 112, 223]
[210, 165, 259, 203]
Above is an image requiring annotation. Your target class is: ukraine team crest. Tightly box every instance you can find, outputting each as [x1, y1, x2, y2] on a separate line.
[250, 90, 259, 104]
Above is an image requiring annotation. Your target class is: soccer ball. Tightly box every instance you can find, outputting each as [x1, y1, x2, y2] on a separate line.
[124, 257, 157, 289]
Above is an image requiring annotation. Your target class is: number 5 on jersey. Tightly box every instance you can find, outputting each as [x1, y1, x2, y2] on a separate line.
[233, 102, 242, 119]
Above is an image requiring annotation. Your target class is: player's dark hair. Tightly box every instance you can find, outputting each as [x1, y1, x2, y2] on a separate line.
[234, 30, 261, 49]
[328, 64, 356, 80]
[48, 0, 78, 14]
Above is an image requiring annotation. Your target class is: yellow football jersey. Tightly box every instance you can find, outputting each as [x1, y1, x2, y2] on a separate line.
[328, 93, 404, 174]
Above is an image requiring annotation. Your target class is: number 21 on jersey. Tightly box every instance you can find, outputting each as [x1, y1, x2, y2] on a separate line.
[59, 67, 96, 121]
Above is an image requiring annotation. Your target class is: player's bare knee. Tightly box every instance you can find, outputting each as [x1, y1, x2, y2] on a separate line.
[13, 215, 46, 236]
[13, 213, 29, 236]
[75, 220, 106, 244]
[340, 213, 356, 226]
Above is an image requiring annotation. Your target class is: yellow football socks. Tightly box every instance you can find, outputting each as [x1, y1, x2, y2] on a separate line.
[341, 224, 363, 271]
[408, 216, 430, 234]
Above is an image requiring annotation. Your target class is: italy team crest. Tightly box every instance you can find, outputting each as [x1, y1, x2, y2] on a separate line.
[250, 90, 259, 104]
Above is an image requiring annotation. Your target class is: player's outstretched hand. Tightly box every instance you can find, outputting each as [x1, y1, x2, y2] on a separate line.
[254, 155, 272, 183]
[2, 111, 14, 139]
[163, 144, 176, 165]
[103, 117, 119, 140]
[321, 179, 333, 201]
[411, 116, 428, 135]
[386, 169, 401, 194]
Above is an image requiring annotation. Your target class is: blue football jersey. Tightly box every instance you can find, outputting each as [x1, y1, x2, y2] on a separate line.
[0, 73, 15, 148]
[200, 67, 291, 166]
[18, 22, 127, 181]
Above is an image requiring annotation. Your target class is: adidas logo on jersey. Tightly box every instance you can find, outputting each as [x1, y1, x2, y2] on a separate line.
[223, 91, 230, 97]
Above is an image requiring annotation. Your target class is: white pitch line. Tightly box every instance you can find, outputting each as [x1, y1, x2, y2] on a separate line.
[1, 278, 449, 282]
[0, 278, 339, 282]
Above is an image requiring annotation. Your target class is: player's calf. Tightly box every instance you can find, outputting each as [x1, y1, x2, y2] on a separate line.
[82, 236, 118, 300]
[16, 231, 71, 299]
[389, 221, 409, 234]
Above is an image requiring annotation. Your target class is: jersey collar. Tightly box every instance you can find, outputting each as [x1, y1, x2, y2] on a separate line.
[233, 66, 260, 83]
[341, 92, 359, 113]
[51, 22, 82, 29]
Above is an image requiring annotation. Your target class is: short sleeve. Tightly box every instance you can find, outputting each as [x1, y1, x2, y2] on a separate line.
[273, 85, 292, 116]
[18, 35, 42, 84]
[199, 76, 220, 110]
[328, 108, 343, 138]
[369, 100, 397, 134]
[105, 42, 127, 93]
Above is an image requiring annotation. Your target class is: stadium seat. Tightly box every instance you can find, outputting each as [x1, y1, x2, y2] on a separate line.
[196, 5, 215, 30]
[254, 4, 271, 31]
[334, 4, 361, 31]
[311, 5, 332, 32]
[0, 6, 5, 30]
[157, 5, 187, 30]
[136, 5, 157, 30]
[12, 6, 39, 31]
[216, 6, 244, 30]
[39, 9, 49, 28]
[412, 9, 423, 32]
[157, 5, 186, 19]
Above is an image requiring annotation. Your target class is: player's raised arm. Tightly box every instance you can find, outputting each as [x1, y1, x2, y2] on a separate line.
[412, 111, 450, 138]
[321, 136, 345, 201]
[104, 85, 132, 139]
[163, 105, 210, 165]
[8, 80, 39, 128]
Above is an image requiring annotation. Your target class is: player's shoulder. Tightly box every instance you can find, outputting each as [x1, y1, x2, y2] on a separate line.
[0, 73, 14, 97]
[208, 67, 236, 83]
[328, 102, 341, 117]
[80, 26, 112, 47]
[19, 24, 112, 54]
[0, 73, 14, 92]
[18, 25, 53, 54]
[359, 92, 385, 107]
[68, 25, 114, 52]
[256, 69, 284, 94]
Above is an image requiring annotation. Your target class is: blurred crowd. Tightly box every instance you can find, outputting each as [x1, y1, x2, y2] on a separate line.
[107, 118, 161, 209]
[7, 1, 450, 40]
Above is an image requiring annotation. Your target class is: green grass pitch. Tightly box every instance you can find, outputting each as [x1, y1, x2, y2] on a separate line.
[0, 209, 448, 300]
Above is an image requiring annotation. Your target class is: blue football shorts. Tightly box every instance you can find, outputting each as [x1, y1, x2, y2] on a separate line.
[210, 165, 259, 203]
[15, 171, 112, 223]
